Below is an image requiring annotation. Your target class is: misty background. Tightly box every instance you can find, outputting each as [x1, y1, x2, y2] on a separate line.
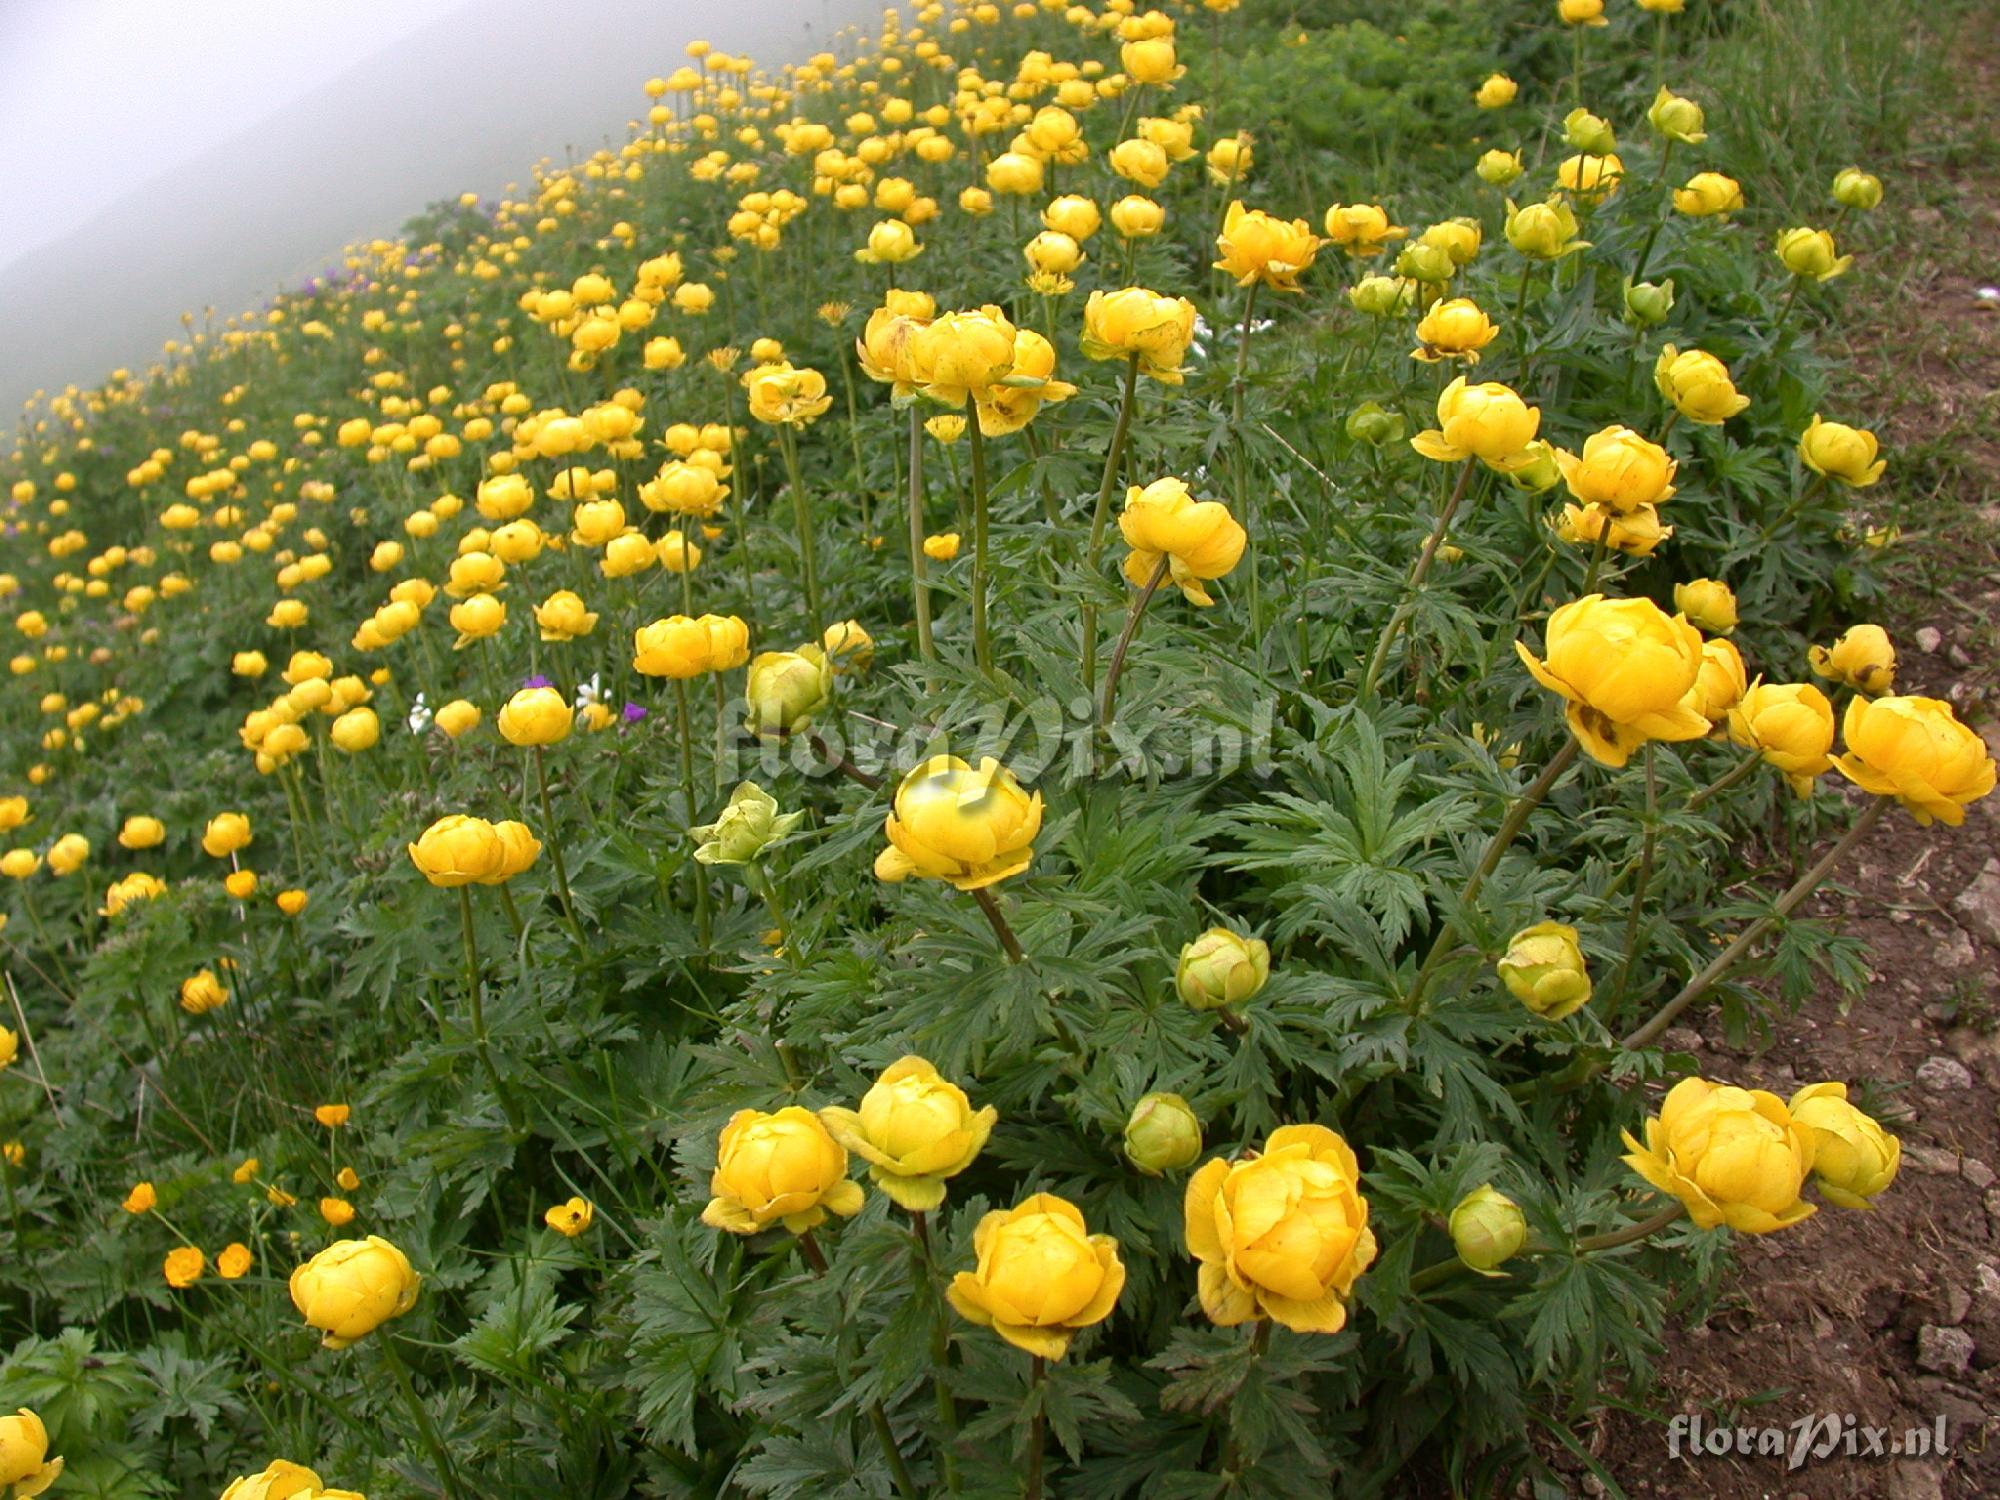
[0, 0, 884, 419]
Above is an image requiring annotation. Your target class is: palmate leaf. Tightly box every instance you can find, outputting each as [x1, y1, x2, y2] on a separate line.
[622, 1216, 768, 1457]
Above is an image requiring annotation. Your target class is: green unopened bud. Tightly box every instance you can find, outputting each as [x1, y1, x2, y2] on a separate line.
[1645, 87, 1707, 146]
[1497, 920, 1592, 1020]
[1497, 440, 1563, 494]
[1347, 274, 1411, 318]
[1449, 1184, 1528, 1272]
[1345, 401, 1406, 447]
[1562, 107, 1617, 156]
[1394, 241, 1457, 284]
[1476, 148, 1525, 187]
[1123, 1092, 1203, 1175]
[1623, 276, 1676, 326]
[744, 645, 832, 737]
[690, 782, 805, 865]
[1176, 927, 1270, 1011]
[1831, 166, 1882, 211]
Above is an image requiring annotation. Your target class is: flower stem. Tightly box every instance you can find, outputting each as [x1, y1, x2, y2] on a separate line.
[457, 886, 523, 1133]
[1360, 459, 1476, 700]
[673, 679, 713, 952]
[798, 1229, 919, 1499]
[1686, 751, 1761, 810]
[1622, 796, 1888, 1049]
[909, 1211, 962, 1493]
[1407, 1200, 1684, 1294]
[1098, 555, 1167, 732]
[907, 407, 935, 662]
[779, 425, 825, 644]
[1230, 282, 1262, 634]
[531, 747, 585, 945]
[1609, 744, 1659, 1014]
[1025, 1355, 1048, 1500]
[968, 418, 994, 674]
[971, 887, 1025, 964]
[1405, 738, 1582, 1011]
[380, 1336, 469, 1500]
[1080, 354, 1141, 694]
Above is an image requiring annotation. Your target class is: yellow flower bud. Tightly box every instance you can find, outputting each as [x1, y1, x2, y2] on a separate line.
[1411, 376, 1541, 467]
[218, 1459, 360, 1500]
[948, 1193, 1125, 1358]
[1449, 1185, 1528, 1272]
[1176, 927, 1270, 1010]
[1775, 227, 1852, 282]
[1504, 197, 1589, 259]
[1673, 578, 1738, 636]
[922, 532, 961, 561]
[201, 812, 252, 858]
[534, 590, 599, 642]
[1122, 1092, 1202, 1175]
[1497, 921, 1592, 1020]
[1555, 425, 1676, 514]
[1475, 74, 1518, 108]
[1118, 478, 1247, 607]
[434, 700, 481, 738]
[1788, 1082, 1899, 1209]
[0, 1408, 62, 1500]
[406, 814, 503, 887]
[118, 815, 165, 850]
[1214, 202, 1321, 292]
[1646, 87, 1707, 145]
[632, 614, 750, 679]
[329, 707, 379, 754]
[744, 647, 832, 737]
[1672, 171, 1744, 217]
[1080, 288, 1198, 384]
[1412, 298, 1499, 364]
[496, 686, 573, 747]
[1797, 414, 1884, 486]
[1475, 148, 1524, 186]
[690, 782, 803, 866]
[1831, 167, 1883, 211]
[1654, 345, 1750, 425]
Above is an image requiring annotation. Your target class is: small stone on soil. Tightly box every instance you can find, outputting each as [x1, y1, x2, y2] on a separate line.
[1659, 1026, 1703, 1052]
[1964, 1157, 1997, 1190]
[1915, 1323, 1975, 1375]
[1915, 1055, 1975, 1092]
[1953, 859, 2000, 946]
[1915, 625, 1943, 653]
[1903, 1143, 1962, 1174]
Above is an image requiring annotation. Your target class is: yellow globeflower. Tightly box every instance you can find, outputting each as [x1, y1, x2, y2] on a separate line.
[1475, 73, 1518, 108]
[1807, 623, 1895, 695]
[632, 614, 751, 679]
[406, 814, 503, 887]
[1321, 203, 1407, 258]
[45, 833, 89, 876]
[1559, 0, 1608, 23]
[1515, 594, 1709, 767]
[1555, 501, 1673, 557]
[1672, 578, 1738, 635]
[1557, 153, 1623, 199]
[1556, 426, 1676, 514]
[1788, 1083, 1900, 1209]
[819, 1056, 998, 1211]
[1654, 346, 1749, 425]
[1672, 171, 1745, 217]
[854, 289, 936, 396]
[1213, 202, 1321, 293]
[534, 590, 599, 642]
[1832, 695, 1996, 826]
[1496, 921, 1592, 1020]
[218, 1460, 363, 1500]
[496, 686, 573, 747]
[1410, 377, 1540, 467]
[1079, 288, 1198, 384]
[1775, 227, 1852, 282]
[118, 815, 166, 850]
[922, 532, 961, 561]
[1411, 298, 1498, 364]
[1727, 681, 1836, 797]
[742, 362, 833, 427]
[947, 1194, 1125, 1359]
[0, 1408, 62, 1500]
[201, 812, 252, 858]
[1798, 415, 1885, 487]
[701, 1106, 865, 1235]
[874, 754, 1042, 892]
[1117, 477, 1247, 607]
[974, 327, 1074, 437]
[1504, 197, 1589, 259]
[908, 307, 1017, 408]
[1175, 928, 1270, 1010]
[1184, 1125, 1376, 1332]
[289, 1235, 422, 1348]
[1620, 1078, 1817, 1234]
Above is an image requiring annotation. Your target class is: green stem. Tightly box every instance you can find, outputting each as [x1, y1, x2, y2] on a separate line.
[1360, 460, 1476, 699]
[1609, 744, 1659, 1014]
[1406, 738, 1582, 1011]
[779, 425, 825, 643]
[673, 679, 713, 952]
[968, 418, 994, 674]
[1622, 797, 1888, 1049]
[1080, 354, 1141, 694]
[1098, 555, 1167, 732]
[1025, 1356, 1047, 1500]
[531, 747, 585, 945]
[1230, 282, 1261, 636]
[907, 407, 935, 662]
[1687, 750, 1761, 811]
[971, 887, 1024, 964]
[910, 1212, 962, 1493]
[381, 1336, 469, 1500]
[1408, 1200, 1685, 1293]
[457, 886, 523, 1132]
